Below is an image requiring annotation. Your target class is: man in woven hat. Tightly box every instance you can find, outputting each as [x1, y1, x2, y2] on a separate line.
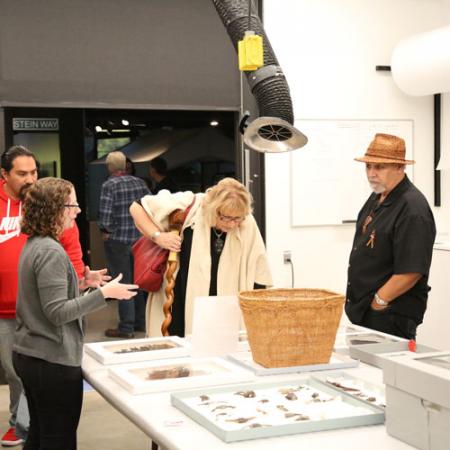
[346, 133, 436, 339]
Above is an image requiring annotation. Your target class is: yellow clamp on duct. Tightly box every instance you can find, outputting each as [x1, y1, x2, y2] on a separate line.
[238, 31, 263, 71]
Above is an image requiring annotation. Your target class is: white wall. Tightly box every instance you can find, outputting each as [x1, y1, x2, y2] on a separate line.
[263, 0, 450, 293]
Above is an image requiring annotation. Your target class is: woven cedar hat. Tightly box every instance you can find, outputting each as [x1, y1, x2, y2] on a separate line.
[355, 133, 415, 165]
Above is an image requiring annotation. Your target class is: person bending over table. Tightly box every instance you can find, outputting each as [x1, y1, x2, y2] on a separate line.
[130, 177, 272, 337]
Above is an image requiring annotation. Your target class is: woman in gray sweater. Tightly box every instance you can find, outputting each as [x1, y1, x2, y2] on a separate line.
[12, 178, 137, 450]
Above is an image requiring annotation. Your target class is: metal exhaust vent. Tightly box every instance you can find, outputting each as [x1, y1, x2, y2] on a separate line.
[211, 0, 307, 153]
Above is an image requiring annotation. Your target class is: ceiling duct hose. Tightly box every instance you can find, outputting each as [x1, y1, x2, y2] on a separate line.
[211, 0, 307, 152]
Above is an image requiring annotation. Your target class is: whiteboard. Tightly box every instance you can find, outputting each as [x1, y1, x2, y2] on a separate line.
[290, 119, 414, 227]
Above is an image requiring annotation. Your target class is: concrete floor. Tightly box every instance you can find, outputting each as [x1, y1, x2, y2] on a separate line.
[0, 300, 150, 449]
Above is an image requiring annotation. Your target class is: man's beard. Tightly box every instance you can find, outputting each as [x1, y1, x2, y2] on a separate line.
[18, 183, 32, 200]
[369, 181, 385, 194]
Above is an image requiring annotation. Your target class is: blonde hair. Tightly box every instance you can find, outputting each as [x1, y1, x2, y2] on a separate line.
[106, 151, 126, 173]
[202, 177, 252, 226]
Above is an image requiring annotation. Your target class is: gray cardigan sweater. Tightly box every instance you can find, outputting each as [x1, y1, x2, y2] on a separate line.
[14, 236, 106, 367]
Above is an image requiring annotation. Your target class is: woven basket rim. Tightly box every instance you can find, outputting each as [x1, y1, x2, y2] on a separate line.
[239, 288, 344, 302]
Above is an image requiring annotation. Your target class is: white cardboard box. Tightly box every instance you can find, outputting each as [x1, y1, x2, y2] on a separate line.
[350, 339, 436, 369]
[382, 351, 450, 450]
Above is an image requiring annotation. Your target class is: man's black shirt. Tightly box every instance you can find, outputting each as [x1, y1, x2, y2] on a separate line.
[346, 175, 436, 325]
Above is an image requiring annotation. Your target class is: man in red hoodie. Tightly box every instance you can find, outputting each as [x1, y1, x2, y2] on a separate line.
[0, 146, 101, 446]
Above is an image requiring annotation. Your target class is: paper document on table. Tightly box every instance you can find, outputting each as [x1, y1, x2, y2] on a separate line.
[191, 296, 240, 358]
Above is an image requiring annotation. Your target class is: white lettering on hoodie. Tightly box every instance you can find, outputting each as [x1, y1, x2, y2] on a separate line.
[0, 199, 21, 243]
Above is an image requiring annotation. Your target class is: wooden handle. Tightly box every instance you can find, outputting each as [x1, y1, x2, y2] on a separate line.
[168, 230, 179, 262]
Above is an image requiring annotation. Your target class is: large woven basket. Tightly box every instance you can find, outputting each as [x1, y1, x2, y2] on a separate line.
[239, 288, 344, 368]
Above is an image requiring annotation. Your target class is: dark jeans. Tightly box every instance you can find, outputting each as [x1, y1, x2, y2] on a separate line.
[12, 352, 82, 450]
[104, 240, 147, 333]
[360, 308, 418, 340]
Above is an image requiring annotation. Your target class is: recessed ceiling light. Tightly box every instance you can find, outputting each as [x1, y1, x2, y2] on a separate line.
[210, 120, 219, 126]
[95, 125, 103, 132]
[121, 119, 129, 126]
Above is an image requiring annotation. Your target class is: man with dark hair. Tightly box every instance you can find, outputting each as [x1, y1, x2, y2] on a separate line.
[346, 134, 436, 339]
[148, 157, 179, 193]
[0, 145, 107, 446]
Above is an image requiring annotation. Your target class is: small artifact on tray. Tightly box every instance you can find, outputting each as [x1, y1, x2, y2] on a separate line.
[325, 376, 385, 408]
[246, 423, 270, 428]
[226, 417, 255, 424]
[284, 392, 298, 401]
[235, 390, 256, 398]
[279, 386, 302, 394]
[146, 366, 202, 380]
[212, 404, 235, 412]
[328, 381, 360, 392]
[113, 342, 175, 354]
[285, 412, 310, 421]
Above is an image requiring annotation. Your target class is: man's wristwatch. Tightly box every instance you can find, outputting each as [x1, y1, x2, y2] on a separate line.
[150, 230, 161, 241]
[374, 292, 389, 306]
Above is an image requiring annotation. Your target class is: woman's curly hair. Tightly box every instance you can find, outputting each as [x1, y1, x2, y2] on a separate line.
[21, 178, 73, 239]
[202, 177, 253, 226]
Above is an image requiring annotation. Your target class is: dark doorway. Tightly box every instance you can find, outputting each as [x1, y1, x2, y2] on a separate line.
[84, 108, 238, 268]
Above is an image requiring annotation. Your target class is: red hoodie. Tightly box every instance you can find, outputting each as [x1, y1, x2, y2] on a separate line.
[0, 179, 85, 318]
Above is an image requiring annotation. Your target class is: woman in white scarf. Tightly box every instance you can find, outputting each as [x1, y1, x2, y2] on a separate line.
[130, 177, 272, 337]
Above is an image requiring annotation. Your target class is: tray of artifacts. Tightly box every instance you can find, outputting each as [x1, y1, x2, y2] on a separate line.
[84, 336, 190, 365]
[171, 376, 384, 442]
[108, 357, 254, 395]
[227, 351, 358, 376]
[348, 333, 436, 368]
[313, 371, 385, 410]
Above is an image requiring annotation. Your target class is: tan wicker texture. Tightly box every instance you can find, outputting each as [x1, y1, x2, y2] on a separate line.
[239, 289, 344, 368]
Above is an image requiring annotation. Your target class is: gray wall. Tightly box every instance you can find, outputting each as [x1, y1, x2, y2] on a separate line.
[0, 0, 240, 109]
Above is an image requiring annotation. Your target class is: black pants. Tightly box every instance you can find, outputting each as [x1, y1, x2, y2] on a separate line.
[13, 352, 82, 450]
[360, 308, 418, 340]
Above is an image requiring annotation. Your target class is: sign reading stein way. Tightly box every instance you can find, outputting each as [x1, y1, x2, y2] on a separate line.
[12, 118, 59, 131]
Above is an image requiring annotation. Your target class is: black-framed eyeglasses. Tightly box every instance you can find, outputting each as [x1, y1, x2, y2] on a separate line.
[218, 214, 245, 223]
[64, 204, 80, 209]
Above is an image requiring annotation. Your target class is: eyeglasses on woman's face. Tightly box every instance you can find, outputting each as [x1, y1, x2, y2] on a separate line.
[64, 204, 80, 209]
[217, 213, 245, 224]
